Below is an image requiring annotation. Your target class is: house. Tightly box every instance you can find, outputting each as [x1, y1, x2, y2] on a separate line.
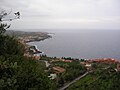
[48, 74, 57, 80]
[63, 60, 72, 63]
[53, 66, 65, 74]
[85, 63, 92, 67]
[80, 61, 91, 67]
[80, 61, 92, 70]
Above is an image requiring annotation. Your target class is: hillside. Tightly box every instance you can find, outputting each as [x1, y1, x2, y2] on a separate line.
[5, 30, 52, 43]
[67, 67, 120, 90]
[0, 33, 56, 90]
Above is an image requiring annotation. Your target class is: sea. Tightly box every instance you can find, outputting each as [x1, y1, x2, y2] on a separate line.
[28, 29, 120, 60]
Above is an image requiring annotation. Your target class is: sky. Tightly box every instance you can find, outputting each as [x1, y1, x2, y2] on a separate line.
[0, 0, 120, 30]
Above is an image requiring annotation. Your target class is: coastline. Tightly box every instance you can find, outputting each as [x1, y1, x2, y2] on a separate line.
[17, 32, 52, 58]
[17, 31, 120, 61]
[25, 34, 52, 55]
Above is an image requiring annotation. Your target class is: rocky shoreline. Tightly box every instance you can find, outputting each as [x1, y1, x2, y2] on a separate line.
[24, 35, 51, 56]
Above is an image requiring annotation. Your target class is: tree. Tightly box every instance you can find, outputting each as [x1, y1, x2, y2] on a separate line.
[0, 9, 57, 90]
[0, 9, 20, 22]
[0, 9, 20, 35]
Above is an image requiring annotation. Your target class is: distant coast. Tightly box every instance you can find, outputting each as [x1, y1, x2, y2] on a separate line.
[5, 30, 52, 56]
[20, 32, 52, 55]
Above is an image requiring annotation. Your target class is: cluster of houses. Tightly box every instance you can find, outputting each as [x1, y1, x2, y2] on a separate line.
[42, 58, 120, 80]
[46, 59, 74, 80]
[80, 58, 120, 72]
[87, 58, 119, 64]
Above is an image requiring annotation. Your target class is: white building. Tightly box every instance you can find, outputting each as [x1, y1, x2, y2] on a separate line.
[48, 74, 57, 80]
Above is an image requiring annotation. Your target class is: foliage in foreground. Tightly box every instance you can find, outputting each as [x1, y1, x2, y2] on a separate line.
[0, 35, 56, 90]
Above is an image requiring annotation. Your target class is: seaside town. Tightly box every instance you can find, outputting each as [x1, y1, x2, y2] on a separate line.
[1, 29, 120, 90]
[16, 32, 120, 89]
[1, 0, 120, 89]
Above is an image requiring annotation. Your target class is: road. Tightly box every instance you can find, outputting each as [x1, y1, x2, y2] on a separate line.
[59, 66, 109, 90]
[59, 71, 89, 90]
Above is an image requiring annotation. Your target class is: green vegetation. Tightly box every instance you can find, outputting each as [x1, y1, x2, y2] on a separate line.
[53, 61, 87, 87]
[40, 55, 52, 61]
[67, 68, 120, 90]
[0, 11, 56, 90]
[0, 36, 56, 90]
[0, 35, 24, 56]
[0, 23, 10, 35]
[0, 35, 56, 90]
[0, 55, 56, 90]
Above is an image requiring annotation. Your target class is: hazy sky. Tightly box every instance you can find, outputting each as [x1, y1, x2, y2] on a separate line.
[0, 0, 120, 30]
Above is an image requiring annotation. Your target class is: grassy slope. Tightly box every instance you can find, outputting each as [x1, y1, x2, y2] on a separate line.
[67, 68, 120, 90]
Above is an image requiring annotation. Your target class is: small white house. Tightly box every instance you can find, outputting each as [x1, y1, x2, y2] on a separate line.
[48, 74, 57, 80]
[85, 63, 92, 67]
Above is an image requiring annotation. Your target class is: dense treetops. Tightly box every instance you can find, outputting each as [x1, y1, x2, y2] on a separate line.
[0, 34, 56, 90]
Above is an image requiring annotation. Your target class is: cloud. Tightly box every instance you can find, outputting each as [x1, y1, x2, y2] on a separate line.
[0, 0, 120, 30]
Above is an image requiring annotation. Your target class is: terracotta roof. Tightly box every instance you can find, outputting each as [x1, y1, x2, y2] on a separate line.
[87, 58, 119, 64]
[53, 66, 65, 73]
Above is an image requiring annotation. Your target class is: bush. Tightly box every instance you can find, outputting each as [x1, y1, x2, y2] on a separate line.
[0, 35, 24, 56]
[0, 35, 56, 90]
